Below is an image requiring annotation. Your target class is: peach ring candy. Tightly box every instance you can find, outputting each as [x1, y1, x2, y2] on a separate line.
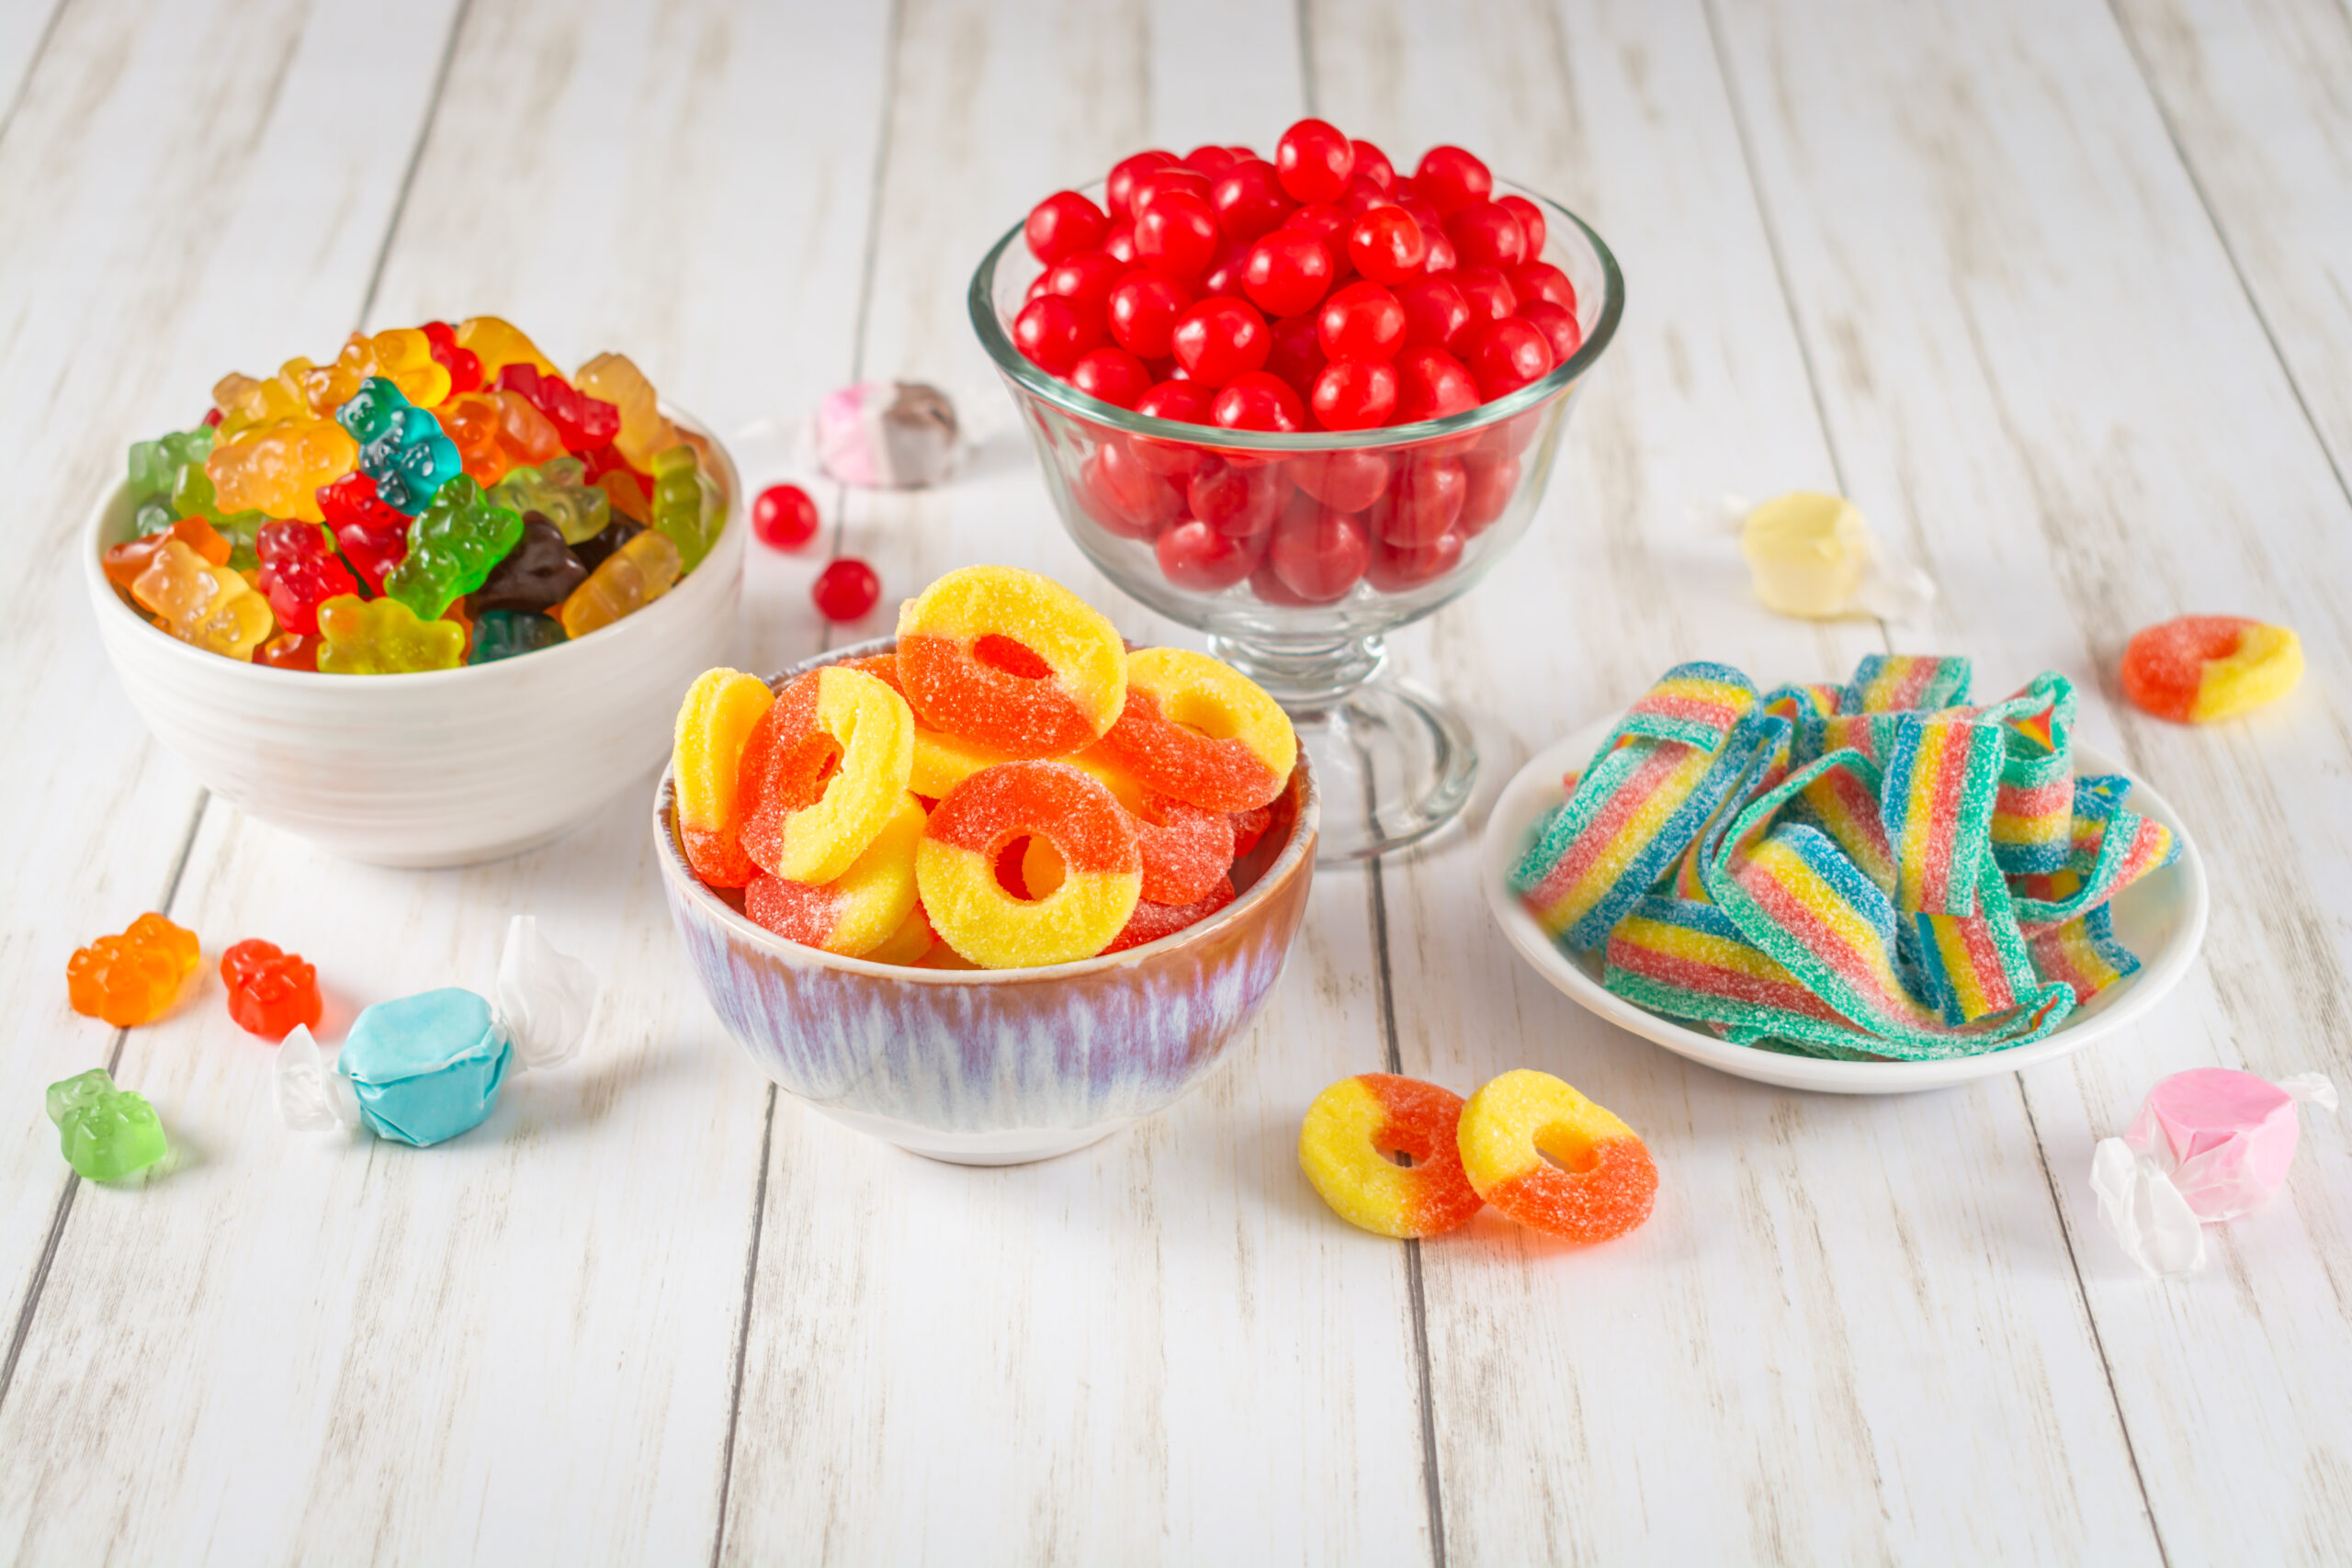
[865, 901, 937, 966]
[673, 669, 776, 887]
[744, 794, 925, 957]
[1297, 1074, 1486, 1239]
[1024, 762, 1236, 907]
[916, 761, 1141, 968]
[1105, 875, 1237, 954]
[1456, 1069, 1657, 1244]
[738, 663, 914, 886]
[910, 724, 1018, 800]
[1098, 647, 1297, 812]
[2120, 615, 2302, 724]
[895, 565, 1128, 756]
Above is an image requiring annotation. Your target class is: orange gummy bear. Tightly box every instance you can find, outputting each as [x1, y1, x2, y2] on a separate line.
[67, 913, 201, 1027]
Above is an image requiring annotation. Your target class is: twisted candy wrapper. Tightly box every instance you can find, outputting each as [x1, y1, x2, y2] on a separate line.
[275, 917, 599, 1146]
[2091, 1068, 2336, 1277]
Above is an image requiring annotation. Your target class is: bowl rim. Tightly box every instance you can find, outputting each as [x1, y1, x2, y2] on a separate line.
[85, 400, 741, 687]
[967, 176, 1626, 453]
[652, 635, 1322, 984]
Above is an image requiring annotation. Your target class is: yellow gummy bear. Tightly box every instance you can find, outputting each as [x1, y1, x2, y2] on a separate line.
[213, 367, 312, 443]
[205, 417, 357, 523]
[131, 539, 275, 660]
[574, 353, 679, 469]
[558, 529, 681, 638]
[316, 594, 466, 674]
[457, 317, 557, 380]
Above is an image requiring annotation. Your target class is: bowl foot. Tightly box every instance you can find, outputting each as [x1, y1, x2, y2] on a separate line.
[812, 1102, 1135, 1165]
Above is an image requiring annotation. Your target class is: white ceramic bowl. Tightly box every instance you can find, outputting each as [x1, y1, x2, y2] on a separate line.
[85, 408, 743, 866]
[1480, 716, 2209, 1093]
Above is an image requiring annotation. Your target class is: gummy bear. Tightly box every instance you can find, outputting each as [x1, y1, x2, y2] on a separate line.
[256, 632, 319, 671]
[470, 516, 585, 614]
[455, 316, 558, 380]
[649, 444, 718, 570]
[334, 327, 452, 410]
[572, 514, 645, 572]
[494, 363, 621, 452]
[383, 475, 524, 620]
[435, 391, 514, 486]
[490, 456, 611, 546]
[422, 320, 484, 396]
[220, 938, 322, 1041]
[336, 376, 462, 513]
[572, 353, 678, 469]
[205, 416, 358, 523]
[319, 472, 412, 593]
[212, 365, 312, 442]
[557, 528, 680, 637]
[131, 538, 276, 660]
[66, 912, 201, 1026]
[316, 593, 467, 674]
[469, 608, 566, 663]
[155, 436, 266, 558]
[104, 517, 230, 591]
[594, 466, 651, 525]
[47, 1068, 168, 1181]
[255, 521, 358, 637]
[128, 426, 216, 505]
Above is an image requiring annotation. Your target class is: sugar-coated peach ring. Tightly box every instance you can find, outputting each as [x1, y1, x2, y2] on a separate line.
[1456, 1069, 1657, 1244]
[673, 668, 776, 887]
[1104, 876, 1236, 954]
[2120, 615, 2302, 723]
[895, 565, 1128, 757]
[743, 794, 925, 956]
[1097, 647, 1296, 812]
[917, 761, 1141, 968]
[1298, 1074, 1487, 1238]
[865, 900, 937, 966]
[1026, 755, 1235, 906]
[911, 725, 1018, 800]
[738, 664, 914, 885]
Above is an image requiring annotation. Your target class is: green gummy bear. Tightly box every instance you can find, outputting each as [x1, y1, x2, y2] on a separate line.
[384, 476, 525, 621]
[469, 608, 566, 664]
[490, 457, 610, 546]
[649, 445, 718, 571]
[47, 1068, 168, 1182]
[127, 426, 215, 502]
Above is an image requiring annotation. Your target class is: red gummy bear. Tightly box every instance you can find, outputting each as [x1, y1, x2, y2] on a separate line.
[421, 320, 484, 397]
[220, 939, 322, 1042]
[495, 363, 622, 452]
[319, 471, 413, 592]
[255, 521, 359, 637]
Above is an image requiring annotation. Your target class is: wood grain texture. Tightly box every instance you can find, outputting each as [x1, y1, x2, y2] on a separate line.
[0, 0, 459, 1381]
[1712, 0, 2352, 1560]
[716, 4, 1434, 1562]
[1311, 0, 2165, 1562]
[0, 1, 893, 1562]
[0, 0, 62, 131]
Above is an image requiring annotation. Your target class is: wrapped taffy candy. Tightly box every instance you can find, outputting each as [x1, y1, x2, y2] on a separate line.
[2091, 1068, 2337, 1277]
[274, 918, 597, 1147]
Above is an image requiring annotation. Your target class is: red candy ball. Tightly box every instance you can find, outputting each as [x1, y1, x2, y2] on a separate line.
[1460, 452, 1521, 535]
[1396, 277, 1474, 350]
[1453, 265, 1518, 322]
[1156, 518, 1261, 592]
[811, 557, 880, 621]
[1170, 296, 1271, 388]
[1365, 530, 1464, 593]
[752, 483, 820, 551]
[1445, 199, 1527, 270]
[1464, 317, 1555, 399]
[1263, 311, 1329, 400]
[1515, 298, 1583, 366]
[1269, 496, 1370, 603]
[1317, 280, 1407, 362]
[1135, 378, 1215, 428]
[1241, 230, 1337, 318]
[1070, 345, 1154, 408]
[1413, 145, 1494, 216]
[1080, 439, 1183, 539]
[1497, 194, 1546, 257]
[1104, 220, 1136, 264]
[1275, 118, 1356, 204]
[1189, 457, 1288, 537]
[1419, 227, 1459, 276]
[1309, 357, 1399, 431]
[1025, 191, 1108, 264]
[1211, 158, 1296, 243]
[1108, 270, 1192, 359]
[1107, 150, 1178, 218]
[1014, 294, 1099, 373]
[1290, 449, 1392, 513]
[1368, 457, 1467, 546]
[1508, 261, 1576, 312]
[1351, 139, 1396, 191]
[1134, 190, 1221, 281]
[1393, 345, 1480, 423]
[1212, 370, 1306, 434]
[1348, 206, 1429, 286]
[1042, 250, 1126, 322]
[1183, 144, 1239, 178]
[1132, 166, 1213, 216]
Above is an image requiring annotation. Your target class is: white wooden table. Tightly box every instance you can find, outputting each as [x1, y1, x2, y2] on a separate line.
[5, 1, 2348, 1562]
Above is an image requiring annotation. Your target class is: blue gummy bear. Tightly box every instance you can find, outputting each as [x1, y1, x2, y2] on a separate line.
[339, 377, 462, 513]
[339, 987, 511, 1147]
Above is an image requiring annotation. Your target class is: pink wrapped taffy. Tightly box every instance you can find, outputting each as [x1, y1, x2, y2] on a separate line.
[2091, 1067, 2336, 1277]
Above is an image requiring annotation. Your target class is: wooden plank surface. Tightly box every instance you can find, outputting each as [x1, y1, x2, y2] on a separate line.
[1711, 0, 2352, 1561]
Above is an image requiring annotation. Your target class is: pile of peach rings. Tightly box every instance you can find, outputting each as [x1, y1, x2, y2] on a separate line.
[670, 565, 1300, 967]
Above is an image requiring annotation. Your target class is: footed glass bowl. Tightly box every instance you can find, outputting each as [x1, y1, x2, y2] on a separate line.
[970, 180, 1623, 862]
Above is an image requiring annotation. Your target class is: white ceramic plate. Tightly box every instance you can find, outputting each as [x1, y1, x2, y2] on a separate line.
[1479, 715, 2209, 1093]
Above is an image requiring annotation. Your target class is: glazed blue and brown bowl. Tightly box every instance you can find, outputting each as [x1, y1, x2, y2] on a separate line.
[654, 637, 1318, 1164]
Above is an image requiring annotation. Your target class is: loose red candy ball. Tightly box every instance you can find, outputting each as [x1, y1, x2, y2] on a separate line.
[1211, 158, 1296, 243]
[752, 483, 820, 551]
[1014, 294, 1099, 373]
[1263, 311, 1329, 400]
[1508, 261, 1576, 312]
[1241, 230, 1337, 318]
[1351, 139, 1396, 190]
[1317, 281, 1407, 362]
[1043, 250, 1126, 321]
[1157, 517, 1261, 591]
[1393, 345, 1481, 423]
[1369, 457, 1467, 546]
[1081, 439, 1183, 539]
[1290, 449, 1392, 513]
[1497, 194, 1546, 257]
[1131, 166, 1214, 217]
[812, 557, 880, 621]
[1397, 277, 1474, 350]
[1453, 265, 1517, 322]
[1275, 118, 1355, 204]
[1189, 457, 1289, 537]
[1134, 190, 1221, 282]
[1108, 271, 1192, 358]
[1108, 150, 1178, 218]
[1348, 206, 1429, 287]
[1270, 497, 1370, 602]
[1170, 296, 1271, 388]
[1515, 298, 1583, 366]
[1070, 345, 1154, 409]
[1446, 199, 1527, 270]
[1309, 357, 1400, 431]
[1464, 317, 1555, 399]
[1212, 370, 1306, 433]
[1413, 145, 1494, 216]
[1026, 191, 1109, 264]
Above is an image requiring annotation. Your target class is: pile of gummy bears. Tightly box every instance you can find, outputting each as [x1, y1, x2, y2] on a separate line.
[103, 318, 723, 672]
[673, 565, 1297, 967]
